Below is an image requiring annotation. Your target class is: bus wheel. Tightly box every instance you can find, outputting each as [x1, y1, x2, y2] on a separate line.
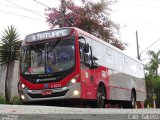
[129, 91, 136, 108]
[96, 84, 106, 108]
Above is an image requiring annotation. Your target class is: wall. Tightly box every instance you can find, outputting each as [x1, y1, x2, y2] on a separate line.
[0, 61, 19, 97]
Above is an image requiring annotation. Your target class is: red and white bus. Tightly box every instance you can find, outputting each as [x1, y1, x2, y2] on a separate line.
[18, 27, 146, 108]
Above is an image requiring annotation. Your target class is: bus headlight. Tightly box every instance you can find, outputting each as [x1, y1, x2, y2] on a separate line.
[73, 90, 79, 96]
[67, 74, 79, 86]
[71, 78, 76, 84]
[18, 82, 28, 91]
[22, 84, 25, 89]
[21, 95, 25, 100]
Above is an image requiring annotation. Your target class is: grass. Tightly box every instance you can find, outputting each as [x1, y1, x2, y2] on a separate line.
[0, 96, 22, 105]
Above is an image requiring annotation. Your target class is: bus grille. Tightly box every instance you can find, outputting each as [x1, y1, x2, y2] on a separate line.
[27, 90, 69, 98]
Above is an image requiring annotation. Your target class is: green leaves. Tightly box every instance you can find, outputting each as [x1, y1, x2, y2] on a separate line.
[145, 50, 160, 107]
[146, 50, 160, 76]
[0, 25, 21, 65]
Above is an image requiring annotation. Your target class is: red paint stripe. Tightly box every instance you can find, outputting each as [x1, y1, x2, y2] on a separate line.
[109, 85, 130, 90]
[109, 86, 145, 93]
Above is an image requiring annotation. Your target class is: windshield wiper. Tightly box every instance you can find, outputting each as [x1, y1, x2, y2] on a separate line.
[32, 44, 43, 54]
[47, 39, 61, 53]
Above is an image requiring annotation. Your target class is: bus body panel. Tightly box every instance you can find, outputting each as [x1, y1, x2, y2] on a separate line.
[109, 71, 146, 101]
[80, 66, 109, 100]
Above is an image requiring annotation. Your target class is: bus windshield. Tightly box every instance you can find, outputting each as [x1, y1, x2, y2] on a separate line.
[21, 39, 75, 75]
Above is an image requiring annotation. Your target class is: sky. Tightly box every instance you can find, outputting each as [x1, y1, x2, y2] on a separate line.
[111, 0, 160, 61]
[0, 0, 59, 39]
[0, 0, 160, 62]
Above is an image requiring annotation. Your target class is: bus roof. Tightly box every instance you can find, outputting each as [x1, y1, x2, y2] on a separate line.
[22, 27, 143, 64]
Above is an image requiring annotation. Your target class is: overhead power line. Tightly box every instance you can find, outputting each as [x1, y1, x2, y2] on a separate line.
[0, 3, 18, 8]
[5, 0, 44, 18]
[0, 9, 45, 22]
[0, 3, 44, 13]
[140, 38, 160, 56]
[32, 0, 52, 9]
[119, 1, 160, 9]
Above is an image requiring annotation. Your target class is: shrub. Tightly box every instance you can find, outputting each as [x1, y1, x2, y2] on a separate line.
[10, 96, 22, 105]
[0, 96, 22, 105]
[0, 96, 6, 104]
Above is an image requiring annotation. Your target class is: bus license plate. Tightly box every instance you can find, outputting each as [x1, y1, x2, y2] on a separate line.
[41, 90, 52, 95]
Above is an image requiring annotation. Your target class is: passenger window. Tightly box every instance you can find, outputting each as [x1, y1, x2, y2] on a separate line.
[106, 48, 112, 56]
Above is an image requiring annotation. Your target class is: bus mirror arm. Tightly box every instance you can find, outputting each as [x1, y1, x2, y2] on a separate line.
[91, 56, 99, 69]
[78, 36, 85, 40]
[92, 56, 98, 61]
[78, 36, 86, 44]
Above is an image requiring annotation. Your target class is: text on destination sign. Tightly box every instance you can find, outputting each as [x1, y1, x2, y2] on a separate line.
[25, 28, 71, 42]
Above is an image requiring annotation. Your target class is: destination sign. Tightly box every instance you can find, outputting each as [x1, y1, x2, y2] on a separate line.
[25, 28, 72, 42]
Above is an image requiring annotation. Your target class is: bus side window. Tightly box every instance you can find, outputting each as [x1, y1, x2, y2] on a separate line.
[106, 48, 112, 56]
[124, 57, 128, 63]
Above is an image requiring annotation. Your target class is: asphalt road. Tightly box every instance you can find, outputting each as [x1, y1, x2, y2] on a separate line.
[0, 104, 160, 120]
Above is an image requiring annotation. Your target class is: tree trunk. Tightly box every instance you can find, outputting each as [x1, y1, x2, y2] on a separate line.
[156, 68, 158, 76]
[60, 0, 66, 27]
[4, 62, 10, 103]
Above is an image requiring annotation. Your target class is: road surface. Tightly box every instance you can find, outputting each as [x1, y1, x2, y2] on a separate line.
[0, 104, 160, 120]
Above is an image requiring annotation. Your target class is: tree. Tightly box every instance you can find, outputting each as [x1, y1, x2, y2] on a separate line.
[0, 25, 21, 102]
[145, 75, 160, 108]
[146, 50, 160, 76]
[145, 50, 160, 108]
[45, 0, 127, 50]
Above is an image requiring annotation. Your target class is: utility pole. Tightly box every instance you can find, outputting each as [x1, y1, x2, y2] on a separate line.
[60, 0, 66, 27]
[136, 31, 140, 60]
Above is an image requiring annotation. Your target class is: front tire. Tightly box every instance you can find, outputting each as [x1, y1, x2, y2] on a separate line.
[96, 84, 106, 108]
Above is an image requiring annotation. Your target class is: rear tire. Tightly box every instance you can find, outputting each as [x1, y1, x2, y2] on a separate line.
[122, 91, 136, 108]
[130, 91, 136, 108]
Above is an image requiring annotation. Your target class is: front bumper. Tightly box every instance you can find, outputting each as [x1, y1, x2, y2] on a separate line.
[19, 83, 81, 102]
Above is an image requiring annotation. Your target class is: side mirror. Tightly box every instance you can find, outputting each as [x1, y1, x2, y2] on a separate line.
[84, 53, 90, 62]
[84, 43, 89, 53]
